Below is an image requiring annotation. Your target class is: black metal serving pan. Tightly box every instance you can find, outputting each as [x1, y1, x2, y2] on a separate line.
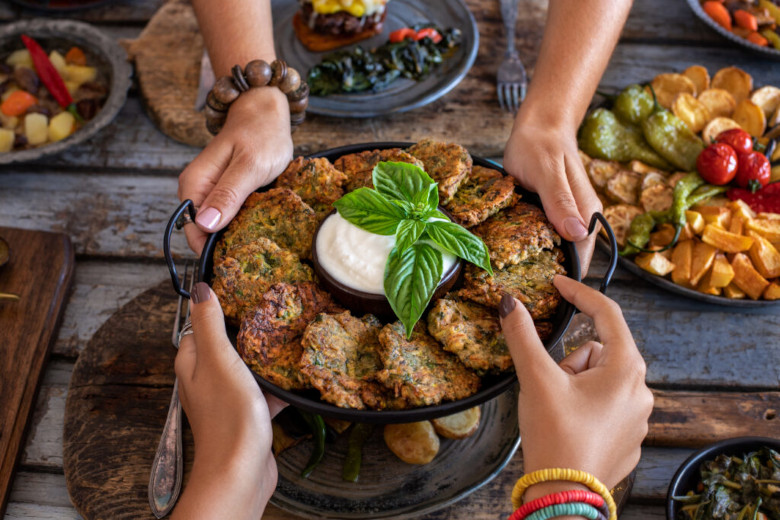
[164, 142, 618, 424]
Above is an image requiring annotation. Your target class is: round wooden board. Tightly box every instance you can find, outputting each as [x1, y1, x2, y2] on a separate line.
[63, 281, 188, 520]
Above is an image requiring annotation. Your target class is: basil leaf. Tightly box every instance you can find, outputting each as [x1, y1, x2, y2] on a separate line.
[333, 187, 407, 235]
[384, 244, 442, 339]
[413, 183, 439, 214]
[425, 220, 493, 275]
[373, 162, 437, 206]
[424, 208, 450, 221]
[395, 219, 427, 253]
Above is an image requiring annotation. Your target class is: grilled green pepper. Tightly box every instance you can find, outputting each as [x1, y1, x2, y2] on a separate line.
[621, 212, 656, 256]
[642, 109, 704, 172]
[614, 84, 654, 126]
[342, 423, 374, 482]
[686, 184, 729, 208]
[578, 108, 672, 169]
[299, 411, 326, 478]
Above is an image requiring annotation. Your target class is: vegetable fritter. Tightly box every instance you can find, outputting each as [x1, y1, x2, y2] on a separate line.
[471, 201, 560, 269]
[301, 311, 405, 410]
[237, 282, 342, 390]
[406, 138, 472, 204]
[426, 298, 511, 374]
[274, 156, 348, 219]
[376, 322, 480, 407]
[212, 238, 314, 324]
[458, 249, 566, 320]
[334, 148, 424, 193]
[444, 165, 518, 228]
[217, 188, 317, 259]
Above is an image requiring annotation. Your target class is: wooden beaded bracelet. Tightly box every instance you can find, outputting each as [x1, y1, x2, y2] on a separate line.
[510, 468, 617, 520]
[204, 59, 309, 135]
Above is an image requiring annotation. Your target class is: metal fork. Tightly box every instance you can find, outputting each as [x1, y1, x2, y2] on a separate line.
[148, 260, 194, 518]
[497, 0, 528, 112]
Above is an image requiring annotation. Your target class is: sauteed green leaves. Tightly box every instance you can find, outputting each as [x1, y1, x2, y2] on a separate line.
[674, 447, 780, 520]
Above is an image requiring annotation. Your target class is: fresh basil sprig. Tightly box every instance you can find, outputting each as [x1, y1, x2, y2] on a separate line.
[332, 161, 493, 337]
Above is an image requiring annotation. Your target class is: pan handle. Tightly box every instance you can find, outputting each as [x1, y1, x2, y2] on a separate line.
[163, 200, 197, 299]
[589, 212, 617, 294]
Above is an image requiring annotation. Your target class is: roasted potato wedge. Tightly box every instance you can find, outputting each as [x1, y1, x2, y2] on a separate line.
[672, 92, 711, 133]
[603, 204, 644, 248]
[586, 159, 621, 191]
[648, 223, 678, 250]
[384, 421, 440, 464]
[764, 281, 780, 300]
[702, 224, 754, 252]
[746, 218, 780, 242]
[731, 253, 770, 300]
[724, 283, 746, 299]
[683, 65, 710, 96]
[649, 73, 696, 109]
[605, 169, 642, 205]
[671, 239, 694, 287]
[732, 99, 766, 137]
[711, 66, 753, 103]
[635, 251, 676, 276]
[698, 89, 737, 120]
[728, 199, 757, 221]
[690, 240, 718, 286]
[696, 276, 721, 296]
[750, 85, 780, 117]
[686, 210, 706, 234]
[431, 407, 481, 439]
[696, 206, 732, 228]
[747, 232, 780, 278]
[701, 117, 742, 145]
[640, 183, 673, 213]
[707, 253, 735, 288]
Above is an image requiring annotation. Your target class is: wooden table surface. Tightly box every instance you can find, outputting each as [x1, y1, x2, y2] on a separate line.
[2, 0, 779, 518]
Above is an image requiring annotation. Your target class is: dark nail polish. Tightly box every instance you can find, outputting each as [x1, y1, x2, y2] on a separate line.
[499, 293, 516, 318]
[191, 282, 211, 304]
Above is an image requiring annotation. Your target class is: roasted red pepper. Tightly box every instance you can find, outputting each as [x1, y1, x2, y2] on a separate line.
[727, 182, 780, 213]
[21, 34, 82, 122]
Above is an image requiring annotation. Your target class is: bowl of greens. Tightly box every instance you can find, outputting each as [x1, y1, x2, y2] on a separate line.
[666, 436, 780, 520]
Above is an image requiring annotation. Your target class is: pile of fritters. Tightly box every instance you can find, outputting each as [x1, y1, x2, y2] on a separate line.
[211, 139, 567, 410]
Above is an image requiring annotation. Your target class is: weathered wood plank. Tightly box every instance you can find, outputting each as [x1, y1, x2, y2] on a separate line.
[623, 0, 718, 43]
[6, 0, 162, 24]
[3, 502, 82, 520]
[7, 472, 71, 509]
[54, 261, 170, 357]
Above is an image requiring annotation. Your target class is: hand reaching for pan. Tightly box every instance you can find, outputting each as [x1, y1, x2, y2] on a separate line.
[171, 282, 286, 520]
[499, 275, 653, 504]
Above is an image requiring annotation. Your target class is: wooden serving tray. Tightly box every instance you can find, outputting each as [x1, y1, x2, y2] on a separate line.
[0, 227, 74, 518]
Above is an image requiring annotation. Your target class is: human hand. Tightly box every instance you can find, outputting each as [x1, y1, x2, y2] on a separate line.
[178, 87, 294, 254]
[172, 282, 286, 520]
[499, 275, 653, 503]
[503, 119, 602, 275]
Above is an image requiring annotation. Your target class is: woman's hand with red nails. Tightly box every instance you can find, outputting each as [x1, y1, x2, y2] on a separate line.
[498, 276, 653, 506]
[178, 87, 293, 254]
[172, 282, 287, 520]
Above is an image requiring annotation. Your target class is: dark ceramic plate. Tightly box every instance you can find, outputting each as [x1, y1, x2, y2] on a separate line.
[271, 389, 521, 519]
[597, 237, 780, 307]
[0, 19, 131, 165]
[666, 436, 780, 520]
[685, 0, 780, 60]
[166, 142, 581, 424]
[270, 0, 479, 117]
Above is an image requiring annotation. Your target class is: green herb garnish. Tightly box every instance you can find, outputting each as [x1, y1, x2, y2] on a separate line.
[332, 161, 492, 338]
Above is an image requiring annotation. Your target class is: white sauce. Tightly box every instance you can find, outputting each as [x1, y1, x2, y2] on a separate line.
[316, 212, 457, 295]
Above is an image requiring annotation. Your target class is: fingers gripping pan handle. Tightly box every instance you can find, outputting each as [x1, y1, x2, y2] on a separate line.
[164, 199, 197, 299]
[589, 212, 617, 294]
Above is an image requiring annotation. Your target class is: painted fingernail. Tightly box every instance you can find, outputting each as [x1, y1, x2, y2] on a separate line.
[563, 217, 588, 241]
[191, 282, 211, 304]
[499, 293, 516, 318]
[195, 207, 222, 232]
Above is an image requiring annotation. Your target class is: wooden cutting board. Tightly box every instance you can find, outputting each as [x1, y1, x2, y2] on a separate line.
[62, 280, 780, 519]
[0, 227, 74, 519]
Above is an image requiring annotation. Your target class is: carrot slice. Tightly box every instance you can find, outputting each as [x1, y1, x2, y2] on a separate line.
[746, 31, 769, 46]
[65, 46, 87, 66]
[0, 90, 38, 117]
[734, 9, 758, 31]
[703, 1, 732, 31]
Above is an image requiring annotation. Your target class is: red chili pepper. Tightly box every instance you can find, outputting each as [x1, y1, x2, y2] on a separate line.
[414, 28, 442, 43]
[20, 34, 82, 122]
[727, 182, 780, 213]
[389, 28, 417, 43]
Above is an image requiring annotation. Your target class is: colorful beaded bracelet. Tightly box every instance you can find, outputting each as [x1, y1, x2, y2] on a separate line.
[508, 489, 606, 520]
[510, 468, 617, 520]
[524, 502, 602, 520]
[204, 59, 309, 135]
